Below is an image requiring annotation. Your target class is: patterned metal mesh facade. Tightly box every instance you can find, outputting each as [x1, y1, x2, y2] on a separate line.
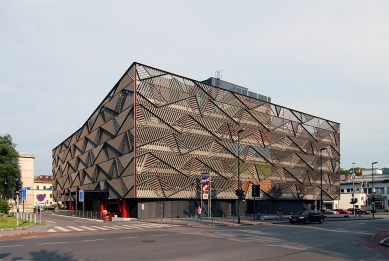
[52, 63, 341, 203]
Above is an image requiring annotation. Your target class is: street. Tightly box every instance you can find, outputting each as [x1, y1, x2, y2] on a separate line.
[0, 213, 388, 261]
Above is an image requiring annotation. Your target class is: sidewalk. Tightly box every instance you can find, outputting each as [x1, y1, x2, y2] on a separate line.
[0, 224, 48, 238]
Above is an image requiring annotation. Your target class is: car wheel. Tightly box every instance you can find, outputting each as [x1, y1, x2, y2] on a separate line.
[319, 218, 324, 224]
[304, 218, 309, 224]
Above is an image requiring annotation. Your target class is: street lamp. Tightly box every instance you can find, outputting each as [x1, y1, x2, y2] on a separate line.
[320, 147, 327, 211]
[237, 128, 245, 224]
[352, 162, 356, 217]
[372, 161, 378, 218]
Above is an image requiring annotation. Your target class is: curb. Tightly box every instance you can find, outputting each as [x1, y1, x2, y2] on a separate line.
[369, 231, 389, 247]
[379, 237, 389, 247]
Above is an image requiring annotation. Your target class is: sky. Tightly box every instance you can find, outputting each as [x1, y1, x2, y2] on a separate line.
[0, 0, 388, 175]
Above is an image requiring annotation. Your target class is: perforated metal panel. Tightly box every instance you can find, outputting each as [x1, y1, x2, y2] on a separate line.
[52, 62, 340, 204]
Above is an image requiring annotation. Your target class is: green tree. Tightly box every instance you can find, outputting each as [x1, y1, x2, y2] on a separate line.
[0, 134, 21, 195]
[340, 168, 349, 175]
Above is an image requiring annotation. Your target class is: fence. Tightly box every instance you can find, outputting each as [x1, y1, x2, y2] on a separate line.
[55, 210, 103, 220]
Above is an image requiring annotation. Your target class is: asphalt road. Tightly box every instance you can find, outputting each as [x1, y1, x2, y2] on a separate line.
[1, 215, 388, 261]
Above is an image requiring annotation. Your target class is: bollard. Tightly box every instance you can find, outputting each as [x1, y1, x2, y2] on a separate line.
[34, 215, 36, 224]
[186, 215, 188, 226]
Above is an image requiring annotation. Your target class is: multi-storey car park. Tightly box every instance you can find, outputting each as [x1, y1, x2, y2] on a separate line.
[52, 62, 341, 220]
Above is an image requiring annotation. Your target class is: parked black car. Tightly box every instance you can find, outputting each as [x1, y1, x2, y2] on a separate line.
[289, 210, 325, 224]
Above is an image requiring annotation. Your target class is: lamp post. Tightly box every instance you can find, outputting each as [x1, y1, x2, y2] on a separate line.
[237, 128, 245, 224]
[372, 161, 377, 218]
[320, 148, 327, 211]
[352, 162, 356, 217]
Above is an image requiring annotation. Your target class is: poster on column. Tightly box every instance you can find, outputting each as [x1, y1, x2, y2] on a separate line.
[201, 173, 210, 199]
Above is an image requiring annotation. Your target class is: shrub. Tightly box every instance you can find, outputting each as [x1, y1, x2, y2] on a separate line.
[0, 198, 10, 214]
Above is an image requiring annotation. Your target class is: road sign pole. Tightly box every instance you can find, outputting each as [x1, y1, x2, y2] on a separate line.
[16, 193, 19, 226]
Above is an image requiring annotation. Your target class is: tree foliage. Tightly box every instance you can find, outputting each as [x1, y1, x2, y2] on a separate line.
[0, 198, 10, 214]
[0, 134, 20, 195]
[340, 167, 363, 176]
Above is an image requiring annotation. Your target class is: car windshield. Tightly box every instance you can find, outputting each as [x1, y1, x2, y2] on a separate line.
[295, 211, 309, 215]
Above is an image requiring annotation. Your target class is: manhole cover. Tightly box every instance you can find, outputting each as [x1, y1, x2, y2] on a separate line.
[140, 240, 156, 243]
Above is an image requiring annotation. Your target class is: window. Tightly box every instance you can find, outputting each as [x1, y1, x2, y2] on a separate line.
[43, 186, 46, 189]
[376, 187, 384, 194]
[346, 189, 351, 193]
[387, 187, 389, 194]
[50, 194, 52, 198]
[36, 185, 39, 190]
[341, 189, 344, 193]
[365, 188, 373, 194]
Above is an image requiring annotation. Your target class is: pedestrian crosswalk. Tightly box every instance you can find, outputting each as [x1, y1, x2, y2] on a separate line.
[47, 223, 179, 233]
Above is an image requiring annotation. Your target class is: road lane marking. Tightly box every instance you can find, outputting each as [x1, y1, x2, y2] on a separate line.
[118, 236, 139, 239]
[79, 226, 97, 231]
[108, 225, 123, 230]
[55, 226, 71, 232]
[362, 246, 372, 250]
[67, 226, 85, 231]
[0, 245, 23, 248]
[39, 242, 67, 245]
[82, 239, 105, 242]
[149, 234, 167, 237]
[90, 226, 109, 230]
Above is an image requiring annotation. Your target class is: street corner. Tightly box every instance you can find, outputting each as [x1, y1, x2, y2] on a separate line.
[374, 232, 389, 247]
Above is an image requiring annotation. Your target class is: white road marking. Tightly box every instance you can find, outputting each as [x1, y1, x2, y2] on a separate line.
[79, 226, 97, 231]
[0, 245, 23, 248]
[54, 226, 71, 232]
[82, 239, 105, 242]
[67, 226, 85, 231]
[38, 242, 67, 245]
[90, 226, 110, 230]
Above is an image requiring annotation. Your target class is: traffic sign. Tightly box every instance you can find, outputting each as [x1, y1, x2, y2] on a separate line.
[79, 190, 84, 202]
[22, 187, 27, 201]
[349, 169, 354, 174]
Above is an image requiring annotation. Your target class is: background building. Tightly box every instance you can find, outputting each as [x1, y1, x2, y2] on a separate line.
[339, 168, 388, 211]
[52, 62, 341, 219]
[18, 152, 35, 212]
[33, 175, 53, 210]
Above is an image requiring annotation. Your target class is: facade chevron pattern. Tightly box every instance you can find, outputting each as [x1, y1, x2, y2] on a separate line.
[52, 62, 340, 210]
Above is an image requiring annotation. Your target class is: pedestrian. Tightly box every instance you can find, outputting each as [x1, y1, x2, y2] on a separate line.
[197, 206, 202, 219]
[276, 207, 284, 220]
